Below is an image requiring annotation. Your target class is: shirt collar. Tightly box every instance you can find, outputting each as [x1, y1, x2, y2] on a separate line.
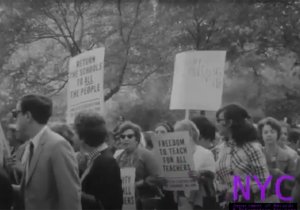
[30, 126, 47, 152]
[87, 142, 108, 163]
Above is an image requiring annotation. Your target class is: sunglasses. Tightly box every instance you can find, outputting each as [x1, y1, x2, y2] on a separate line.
[120, 134, 135, 139]
[11, 109, 22, 118]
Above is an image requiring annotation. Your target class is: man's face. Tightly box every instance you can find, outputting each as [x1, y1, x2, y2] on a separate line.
[14, 102, 29, 140]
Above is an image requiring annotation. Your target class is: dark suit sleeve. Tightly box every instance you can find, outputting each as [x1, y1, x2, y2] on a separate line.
[0, 167, 13, 209]
[90, 157, 123, 210]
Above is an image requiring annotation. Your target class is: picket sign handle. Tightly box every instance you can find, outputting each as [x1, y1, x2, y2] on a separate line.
[185, 110, 190, 119]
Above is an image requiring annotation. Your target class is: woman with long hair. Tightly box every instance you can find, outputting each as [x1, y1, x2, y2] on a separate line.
[215, 104, 269, 207]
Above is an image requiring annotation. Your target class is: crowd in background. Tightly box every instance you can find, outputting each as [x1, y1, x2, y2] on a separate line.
[0, 94, 299, 210]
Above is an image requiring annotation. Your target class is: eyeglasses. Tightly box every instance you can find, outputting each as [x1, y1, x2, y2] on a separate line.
[11, 109, 22, 118]
[120, 134, 135, 139]
[216, 118, 226, 123]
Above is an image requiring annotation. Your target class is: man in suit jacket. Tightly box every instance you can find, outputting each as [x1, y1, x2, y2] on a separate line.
[12, 94, 81, 210]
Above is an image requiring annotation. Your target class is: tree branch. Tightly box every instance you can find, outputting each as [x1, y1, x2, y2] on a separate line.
[122, 67, 160, 87]
[48, 79, 68, 96]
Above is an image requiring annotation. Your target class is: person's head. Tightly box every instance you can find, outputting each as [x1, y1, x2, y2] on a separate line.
[288, 128, 300, 151]
[13, 94, 52, 139]
[118, 121, 142, 153]
[279, 122, 290, 147]
[50, 122, 75, 148]
[174, 119, 200, 148]
[74, 111, 107, 148]
[144, 131, 154, 150]
[154, 122, 174, 134]
[191, 116, 216, 149]
[257, 117, 281, 146]
[216, 104, 257, 146]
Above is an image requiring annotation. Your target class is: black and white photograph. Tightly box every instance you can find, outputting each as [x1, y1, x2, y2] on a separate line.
[0, 0, 300, 209]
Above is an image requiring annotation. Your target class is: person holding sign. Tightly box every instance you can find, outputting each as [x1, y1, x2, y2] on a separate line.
[174, 120, 216, 210]
[74, 112, 123, 210]
[115, 121, 162, 210]
[153, 122, 178, 210]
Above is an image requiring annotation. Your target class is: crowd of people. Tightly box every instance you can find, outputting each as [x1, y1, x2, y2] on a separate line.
[0, 94, 299, 210]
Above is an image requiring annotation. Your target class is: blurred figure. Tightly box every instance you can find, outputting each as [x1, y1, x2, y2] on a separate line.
[0, 166, 13, 210]
[191, 116, 216, 150]
[74, 111, 123, 210]
[6, 124, 22, 156]
[174, 119, 216, 210]
[50, 122, 76, 148]
[292, 173, 300, 206]
[288, 128, 300, 155]
[143, 131, 154, 151]
[12, 94, 81, 210]
[115, 121, 162, 210]
[279, 122, 298, 160]
[258, 117, 297, 202]
[153, 122, 177, 210]
[154, 122, 174, 134]
[215, 104, 269, 206]
[105, 131, 119, 155]
[210, 131, 225, 161]
[5, 124, 27, 184]
[191, 116, 218, 209]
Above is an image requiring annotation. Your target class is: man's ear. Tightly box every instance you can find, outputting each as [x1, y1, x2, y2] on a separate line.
[25, 111, 33, 122]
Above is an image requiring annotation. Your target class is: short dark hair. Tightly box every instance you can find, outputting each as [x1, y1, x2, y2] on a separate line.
[216, 104, 257, 147]
[50, 122, 75, 146]
[20, 95, 52, 124]
[288, 128, 300, 144]
[258, 117, 281, 141]
[155, 122, 174, 132]
[118, 121, 142, 143]
[74, 112, 107, 147]
[191, 116, 216, 141]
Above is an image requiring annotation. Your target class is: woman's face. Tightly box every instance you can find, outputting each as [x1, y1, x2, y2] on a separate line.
[120, 129, 138, 152]
[216, 112, 230, 137]
[262, 124, 278, 145]
[155, 126, 168, 134]
[279, 126, 289, 146]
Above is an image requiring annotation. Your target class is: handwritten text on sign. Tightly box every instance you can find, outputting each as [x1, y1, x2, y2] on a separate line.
[170, 50, 226, 111]
[67, 48, 105, 124]
[121, 168, 136, 210]
[152, 132, 198, 191]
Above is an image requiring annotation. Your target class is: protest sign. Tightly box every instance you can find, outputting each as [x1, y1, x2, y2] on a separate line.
[152, 131, 198, 191]
[170, 50, 226, 111]
[121, 167, 136, 210]
[67, 47, 105, 124]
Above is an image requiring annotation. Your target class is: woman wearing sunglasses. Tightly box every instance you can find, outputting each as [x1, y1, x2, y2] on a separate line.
[115, 121, 162, 210]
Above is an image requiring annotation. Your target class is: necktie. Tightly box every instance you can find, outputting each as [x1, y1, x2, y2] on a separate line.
[28, 142, 34, 167]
